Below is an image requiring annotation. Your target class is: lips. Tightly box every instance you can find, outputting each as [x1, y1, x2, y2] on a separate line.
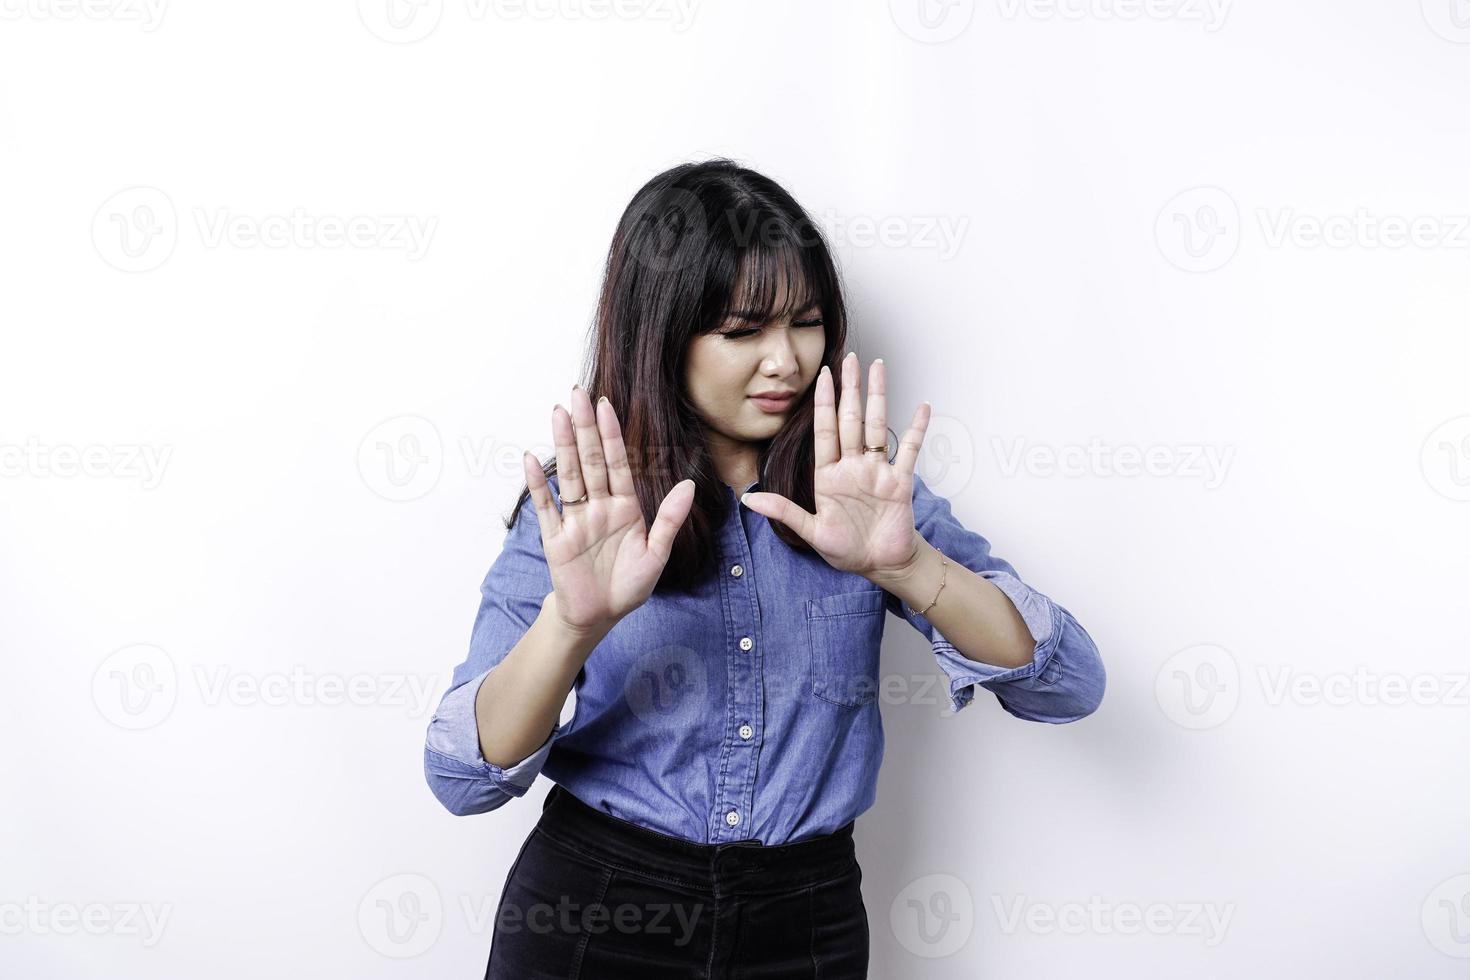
[749, 392, 796, 412]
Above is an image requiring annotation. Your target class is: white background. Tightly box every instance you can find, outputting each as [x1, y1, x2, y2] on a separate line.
[3, 0, 1469, 977]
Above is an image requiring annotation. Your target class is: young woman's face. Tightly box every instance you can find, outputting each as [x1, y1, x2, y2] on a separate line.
[682, 274, 827, 445]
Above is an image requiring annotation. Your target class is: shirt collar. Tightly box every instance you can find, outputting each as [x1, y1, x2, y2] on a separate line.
[726, 478, 762, 502]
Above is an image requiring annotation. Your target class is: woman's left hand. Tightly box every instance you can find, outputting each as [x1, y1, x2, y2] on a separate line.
[741, 352, 932, 581]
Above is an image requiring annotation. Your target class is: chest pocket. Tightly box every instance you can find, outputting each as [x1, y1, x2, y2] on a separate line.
[806, 590, 886, 708]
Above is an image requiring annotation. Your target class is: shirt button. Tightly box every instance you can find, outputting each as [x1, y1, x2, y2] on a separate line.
[730, 564, 743, 577]
[725, 809, 740, 827]
[739, 636, 753, 651]
[739, 724, 753, 739]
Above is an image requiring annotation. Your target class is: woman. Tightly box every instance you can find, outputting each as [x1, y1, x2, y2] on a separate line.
[423, 159, 1107, 978]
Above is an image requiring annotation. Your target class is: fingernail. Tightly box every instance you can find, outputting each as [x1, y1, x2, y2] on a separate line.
[598, 395, 609, 405]
[874, 357, 883, 364]
[572, 383, 581, 391]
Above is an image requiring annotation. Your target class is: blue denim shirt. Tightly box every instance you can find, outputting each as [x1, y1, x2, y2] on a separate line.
[424, 472, 1105, 845]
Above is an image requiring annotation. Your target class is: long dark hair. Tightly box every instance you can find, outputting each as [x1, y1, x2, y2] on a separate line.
[506, 157, 853, 592]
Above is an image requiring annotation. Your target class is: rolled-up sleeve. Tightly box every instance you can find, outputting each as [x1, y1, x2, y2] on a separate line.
[883, 474, 1106, 723]
[424, 492, 576, 815]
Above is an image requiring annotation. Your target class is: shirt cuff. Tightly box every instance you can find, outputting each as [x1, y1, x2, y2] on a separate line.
[908, 570, 1063, 713]
[424, 666, 568, 804]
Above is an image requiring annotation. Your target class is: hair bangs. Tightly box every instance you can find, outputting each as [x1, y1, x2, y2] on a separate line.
[720, 226, 827, 327]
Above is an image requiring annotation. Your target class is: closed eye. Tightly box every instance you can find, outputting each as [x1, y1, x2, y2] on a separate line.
[720, 317, 824, 340]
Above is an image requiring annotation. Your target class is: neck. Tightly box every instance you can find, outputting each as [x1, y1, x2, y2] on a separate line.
[706, 431, 761, 492]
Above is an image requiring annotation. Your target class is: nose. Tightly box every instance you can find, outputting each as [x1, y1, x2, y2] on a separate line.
[759, 330, 799, 378]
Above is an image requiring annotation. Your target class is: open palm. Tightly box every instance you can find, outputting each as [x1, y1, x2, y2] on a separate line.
[742, 353, 931, 578]
[522, 386, 696, 638]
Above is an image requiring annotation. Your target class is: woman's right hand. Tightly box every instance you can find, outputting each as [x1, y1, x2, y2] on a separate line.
[521, 384, 696, 641]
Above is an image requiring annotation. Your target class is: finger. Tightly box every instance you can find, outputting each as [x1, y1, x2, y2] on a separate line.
[551, 403, 585, 508]
[837, 351, 862, 458]
[892, 401, 932, 477]
[813, 363, 839, 467]
[864, 357, 887, 461]
[742, 491, 817, 546]
[523, 451, 562, 539]
[645, 478, 696, 562]
[596, 395, 635, 498]
[569, 385, 609, 499]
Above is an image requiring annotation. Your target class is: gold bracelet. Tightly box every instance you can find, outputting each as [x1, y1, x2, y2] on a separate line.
[915, 552, 949, 616]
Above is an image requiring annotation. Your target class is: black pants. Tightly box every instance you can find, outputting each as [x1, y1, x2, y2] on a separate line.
[484, 783, 869, 979]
